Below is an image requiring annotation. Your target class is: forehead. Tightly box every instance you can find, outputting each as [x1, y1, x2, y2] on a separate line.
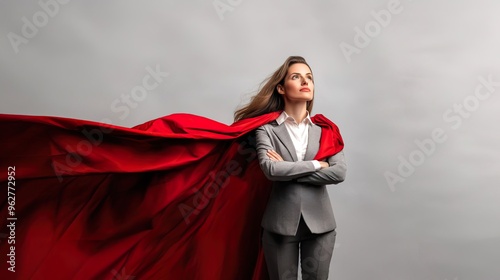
[287, 63, 311, 74]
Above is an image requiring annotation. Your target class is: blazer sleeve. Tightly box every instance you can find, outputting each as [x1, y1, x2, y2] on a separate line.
[255, 126, 317, 181]
[296, 150, 347, 185]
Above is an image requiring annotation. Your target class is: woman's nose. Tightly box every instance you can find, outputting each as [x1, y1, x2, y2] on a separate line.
[301, 77, 308, 85]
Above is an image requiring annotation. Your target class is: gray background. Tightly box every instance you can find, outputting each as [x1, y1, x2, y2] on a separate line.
[1, 0, 500, 279]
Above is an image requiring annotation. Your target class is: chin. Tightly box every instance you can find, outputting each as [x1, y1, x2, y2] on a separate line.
[301, 93, 314, 101]
[296, 92, 313, 99]
[287, 92, 313, 102]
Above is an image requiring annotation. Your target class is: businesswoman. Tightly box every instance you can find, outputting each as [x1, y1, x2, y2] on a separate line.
[234, 56, 347, 280]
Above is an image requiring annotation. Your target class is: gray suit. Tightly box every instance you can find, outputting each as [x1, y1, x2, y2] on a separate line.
[256, 120, 347, 235]
[255, 119, 346, 280]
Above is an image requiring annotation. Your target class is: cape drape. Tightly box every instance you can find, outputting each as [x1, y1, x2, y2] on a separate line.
[0, 111, 344, 280]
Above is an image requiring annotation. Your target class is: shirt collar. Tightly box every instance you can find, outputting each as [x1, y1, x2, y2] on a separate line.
[276, 111, 313, 126]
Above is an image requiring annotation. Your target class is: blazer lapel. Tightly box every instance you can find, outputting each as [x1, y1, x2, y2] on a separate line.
[304, 124, 321, 160]
[271, 123, 298, 162]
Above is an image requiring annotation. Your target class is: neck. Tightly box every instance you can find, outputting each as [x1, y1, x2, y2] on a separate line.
[283, 102, 308, 123]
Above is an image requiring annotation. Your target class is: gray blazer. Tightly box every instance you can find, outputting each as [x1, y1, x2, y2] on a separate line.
[255, 120, 347, 236]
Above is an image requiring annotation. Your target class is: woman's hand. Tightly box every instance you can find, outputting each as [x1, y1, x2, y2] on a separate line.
[267, 150, 284, 162]
[319, 161, 329, 169]
[267, 150, 329, 169]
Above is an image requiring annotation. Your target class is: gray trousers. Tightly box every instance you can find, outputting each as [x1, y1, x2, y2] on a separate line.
[262, 215, 336, 280]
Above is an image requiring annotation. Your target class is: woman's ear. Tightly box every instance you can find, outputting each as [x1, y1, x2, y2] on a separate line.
[276, 84, 284, 95]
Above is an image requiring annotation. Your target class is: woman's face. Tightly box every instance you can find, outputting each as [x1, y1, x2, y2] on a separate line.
[277, 63, 314, 103]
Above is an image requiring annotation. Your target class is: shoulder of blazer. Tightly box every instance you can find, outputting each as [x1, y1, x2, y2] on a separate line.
[258, 120, 279, 130]
[311, 122, 321, 128]
[258, 120, 320, 132]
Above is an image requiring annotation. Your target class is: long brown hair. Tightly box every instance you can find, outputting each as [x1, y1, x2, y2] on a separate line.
[234, 56, 314, 122]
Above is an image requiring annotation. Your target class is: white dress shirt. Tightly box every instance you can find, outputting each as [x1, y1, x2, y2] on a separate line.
[276, 111, 321, 170]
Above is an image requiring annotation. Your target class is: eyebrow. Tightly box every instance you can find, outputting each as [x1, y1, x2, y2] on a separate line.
[289, 72, 313, 76]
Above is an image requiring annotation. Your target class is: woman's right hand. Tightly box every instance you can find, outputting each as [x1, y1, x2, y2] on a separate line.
[267, 150, 284, 162]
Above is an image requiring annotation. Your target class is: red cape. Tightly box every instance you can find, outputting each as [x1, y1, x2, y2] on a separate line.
[0, 111, 343, 280]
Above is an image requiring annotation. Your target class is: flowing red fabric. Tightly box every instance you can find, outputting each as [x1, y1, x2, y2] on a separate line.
[0, 111, 343, 280]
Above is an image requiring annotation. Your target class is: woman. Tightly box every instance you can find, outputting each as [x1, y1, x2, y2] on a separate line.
[235, 56, 347, 279]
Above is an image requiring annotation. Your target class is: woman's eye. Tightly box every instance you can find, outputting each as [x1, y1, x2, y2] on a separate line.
[292, 75, 298, 79]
